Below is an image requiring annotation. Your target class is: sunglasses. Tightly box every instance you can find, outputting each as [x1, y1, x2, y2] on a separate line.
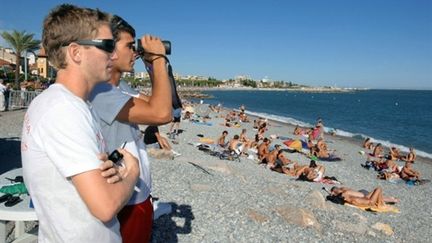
[63, 39, 116, 53]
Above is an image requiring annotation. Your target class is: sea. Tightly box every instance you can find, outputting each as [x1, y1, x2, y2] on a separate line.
[199, 89, 432, 159]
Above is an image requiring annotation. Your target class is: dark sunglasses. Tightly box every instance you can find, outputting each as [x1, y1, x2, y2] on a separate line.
[63, 39, 115, 53]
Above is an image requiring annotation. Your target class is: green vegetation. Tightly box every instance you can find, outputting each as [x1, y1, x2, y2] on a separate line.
[1, 30, 41, 88]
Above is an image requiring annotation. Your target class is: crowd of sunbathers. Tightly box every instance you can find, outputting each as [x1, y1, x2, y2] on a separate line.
[185, 104, 425, 210]
[361, 138, 421, 183]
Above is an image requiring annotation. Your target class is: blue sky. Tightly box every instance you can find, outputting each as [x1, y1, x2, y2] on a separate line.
[0, 0, 431, 89]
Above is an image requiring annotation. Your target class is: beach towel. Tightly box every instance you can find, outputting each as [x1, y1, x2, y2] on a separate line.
[406, 179, 430, 186]
[191, 121, 213, 126]
[318, 178, 341, 184]
[199, 137, 215, 144]
[283, 139, 308, 151]
[345, 203, 400, 213]
[277, 135, 291, 140]
[0, 183, 28, 195]
[318, 154, 342, 162]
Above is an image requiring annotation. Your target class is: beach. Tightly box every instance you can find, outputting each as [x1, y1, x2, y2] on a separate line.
[1, 108, 432, 242]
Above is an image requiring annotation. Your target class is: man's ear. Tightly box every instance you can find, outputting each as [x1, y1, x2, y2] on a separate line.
[67, 43, 82, 63]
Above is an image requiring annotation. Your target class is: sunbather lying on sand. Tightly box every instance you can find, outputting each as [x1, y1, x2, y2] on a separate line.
[329, 186, 399, 207]
[297, 160, 326, 182]
[260, 145, 292, 170]
[311, 143, 342, 161]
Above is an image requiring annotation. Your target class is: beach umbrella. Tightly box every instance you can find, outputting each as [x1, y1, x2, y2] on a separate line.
[195, 104, 211, 117]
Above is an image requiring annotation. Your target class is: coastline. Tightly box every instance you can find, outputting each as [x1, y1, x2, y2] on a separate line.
[197, 89, 432, 161]
[176, 86, 364, 93]
[252, 113, 432, 165]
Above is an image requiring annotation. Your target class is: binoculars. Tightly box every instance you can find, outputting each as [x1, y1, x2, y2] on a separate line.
[136, 39, 171, 56]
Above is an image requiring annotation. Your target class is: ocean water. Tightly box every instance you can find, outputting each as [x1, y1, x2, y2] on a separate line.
[201, 89, 432, 159]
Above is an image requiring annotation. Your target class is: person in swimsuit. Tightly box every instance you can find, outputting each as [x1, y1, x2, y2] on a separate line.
[228, 134, 247, 155]
[389, 147, 401, 161]
[400, 161, 420, 181]
[217, 130, 229, 148]
[297, 160, 326, 182]
[257, 137, 271, 161]
[329, 186, 399, 206]
[363, 137, 374, 150]
[402, 147, 416, 163]
[261, 144, 291, 168]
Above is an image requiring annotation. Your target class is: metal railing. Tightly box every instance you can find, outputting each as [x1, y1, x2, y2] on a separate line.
[6, 90, 42, 110]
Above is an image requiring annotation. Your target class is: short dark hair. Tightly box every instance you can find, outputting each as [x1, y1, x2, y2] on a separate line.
[233, 135, 239, 139]
[297, 172, 309, 181]
[110, 15, 135, 41]
[309, 160, 317, 168]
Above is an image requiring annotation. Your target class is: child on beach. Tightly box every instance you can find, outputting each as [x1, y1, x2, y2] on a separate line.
[217, 130, 229, 148]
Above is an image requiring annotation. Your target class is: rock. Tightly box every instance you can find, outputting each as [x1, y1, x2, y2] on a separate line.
[190, 184, 211, 192]
[275, 205, 321, 230]
[333, 220, 368, 235]
[352, 212, 368, 223]
[246, 209, 269, 223]
[305, 190, 329, 210]
[207, 162, 233, 174]
[367, 230, 377, 237]
[372, 222, 394, 236]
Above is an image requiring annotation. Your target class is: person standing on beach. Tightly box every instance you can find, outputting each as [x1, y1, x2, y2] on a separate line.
[21, 4, 140, 242]
[89, 15, 172, 242]
[0, 79, 6, 111]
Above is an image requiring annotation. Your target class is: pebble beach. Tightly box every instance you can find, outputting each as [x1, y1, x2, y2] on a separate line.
[1, 107, 432, 242]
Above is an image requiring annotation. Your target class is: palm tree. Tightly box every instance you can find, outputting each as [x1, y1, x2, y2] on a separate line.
[0, 30, 40, 88]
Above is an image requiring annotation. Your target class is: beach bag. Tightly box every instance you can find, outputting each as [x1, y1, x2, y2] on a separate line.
[197, 144, 211, 152]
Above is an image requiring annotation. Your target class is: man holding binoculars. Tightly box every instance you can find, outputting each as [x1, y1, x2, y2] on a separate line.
[90, 15, 172, 242]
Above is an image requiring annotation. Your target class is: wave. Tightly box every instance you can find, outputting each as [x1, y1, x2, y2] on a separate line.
[242, 109, 432, 160]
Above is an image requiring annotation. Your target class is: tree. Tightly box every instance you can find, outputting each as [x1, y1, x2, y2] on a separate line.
[1, 30, 41, 88]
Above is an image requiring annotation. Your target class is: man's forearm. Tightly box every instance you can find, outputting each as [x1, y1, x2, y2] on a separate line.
[72, 168, 139, 223]
[149, 58, 171, 110]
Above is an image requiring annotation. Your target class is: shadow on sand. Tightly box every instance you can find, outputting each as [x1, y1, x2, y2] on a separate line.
[0, 137, 22, 174]
[152, 202, 194, 242]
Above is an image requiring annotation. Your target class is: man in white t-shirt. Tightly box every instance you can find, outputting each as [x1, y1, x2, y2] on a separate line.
[90, 15, 172, 242]
[21, 5, 139, 242]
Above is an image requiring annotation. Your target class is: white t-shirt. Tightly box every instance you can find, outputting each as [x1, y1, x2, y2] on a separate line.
[0, 83, 6, 93]
[21, 84, 121, 243]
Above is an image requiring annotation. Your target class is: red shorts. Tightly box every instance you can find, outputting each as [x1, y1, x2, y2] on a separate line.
[118, 197, 153, 243]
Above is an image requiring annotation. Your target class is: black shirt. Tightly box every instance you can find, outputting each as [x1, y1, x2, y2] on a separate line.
[144, 126, 159, 145]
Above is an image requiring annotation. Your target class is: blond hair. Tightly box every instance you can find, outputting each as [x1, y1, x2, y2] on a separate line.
[42, 4, 111, 69]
